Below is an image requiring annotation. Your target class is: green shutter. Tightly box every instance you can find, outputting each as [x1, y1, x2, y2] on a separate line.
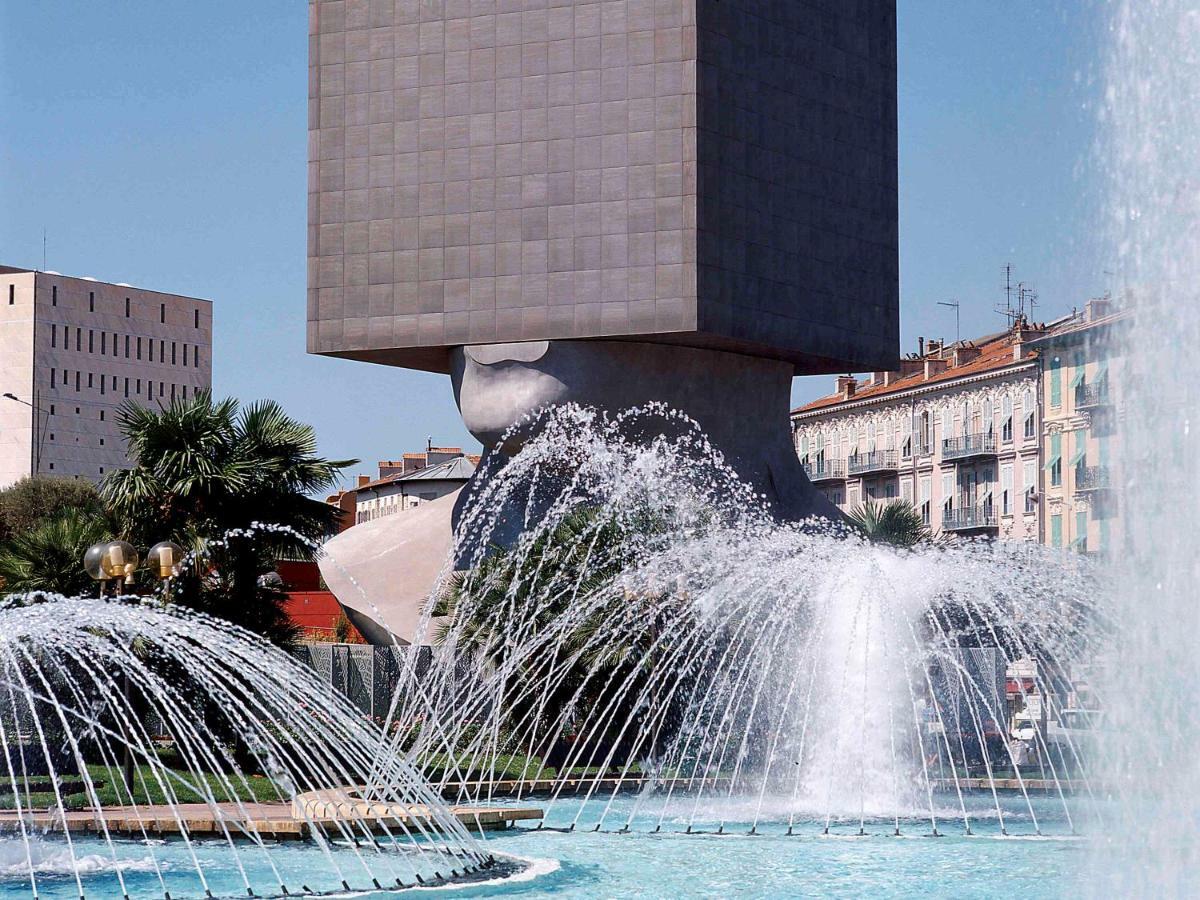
[1071, 368, 1086, 389]
[1074, 510, 1088, 550]
[1045, 432, 1061, 469]
[1071, 429, 1087, 466]
[1051, 514, 1063, 548]
[1050, 356, 1062, 408]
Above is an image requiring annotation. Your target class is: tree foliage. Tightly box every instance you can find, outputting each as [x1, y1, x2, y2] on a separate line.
[0, 477, 104, 543]
[847, 500, 934, 548]
[0, 510, 112, 596]
[100, 391, 354, 645]
[433, 506, 690, 753]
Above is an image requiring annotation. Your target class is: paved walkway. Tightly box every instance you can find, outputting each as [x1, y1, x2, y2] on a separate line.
[0, 794, 541, 839]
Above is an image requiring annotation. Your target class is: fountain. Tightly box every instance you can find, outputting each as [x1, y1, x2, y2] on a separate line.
[381, 404, 1108, 849]
[0, 594, 498, 898]
[1090, 0, 1200, 893]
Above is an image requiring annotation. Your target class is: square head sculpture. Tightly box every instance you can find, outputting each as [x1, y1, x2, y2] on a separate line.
[307, 0, 898, 376]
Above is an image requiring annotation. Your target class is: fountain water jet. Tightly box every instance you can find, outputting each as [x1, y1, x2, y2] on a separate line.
[1092, 0, 1200, 892]
[0, 595, 490, 898]
[385, 404, 1109, 840]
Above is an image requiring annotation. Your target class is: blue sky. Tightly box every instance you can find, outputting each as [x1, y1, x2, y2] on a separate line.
[0, 3, 1107, 484]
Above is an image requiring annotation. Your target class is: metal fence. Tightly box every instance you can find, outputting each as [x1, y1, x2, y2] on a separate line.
[293, 643, 430, 720]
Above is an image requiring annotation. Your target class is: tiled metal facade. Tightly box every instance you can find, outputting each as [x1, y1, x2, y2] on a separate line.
[308, 0, 898, 374]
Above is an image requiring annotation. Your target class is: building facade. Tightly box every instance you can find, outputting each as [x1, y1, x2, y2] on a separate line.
[1028, 300, 1126, 553]
[792, 324, 1050, 541]
[351, 446, 477, 524]
[0, 266, 213, 487]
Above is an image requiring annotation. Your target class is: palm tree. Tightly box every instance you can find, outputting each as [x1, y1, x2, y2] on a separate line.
[847, 499, 933, 548]
[432, 506, 692, 765]
[0, 510, 112, 596]
[101, 391, 354, 643]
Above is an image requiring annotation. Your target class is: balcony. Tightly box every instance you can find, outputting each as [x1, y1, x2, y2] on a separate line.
[1075, 383, 1111, 410]
[941, 433, 997, 462]
[942, 506, 999, 533]
[847, 450, 898, 477]
[803, 459, 846, 483]
[1075, 465, 1112, 494]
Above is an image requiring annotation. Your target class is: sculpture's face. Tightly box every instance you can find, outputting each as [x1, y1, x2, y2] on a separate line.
[450, 341, 569, 451]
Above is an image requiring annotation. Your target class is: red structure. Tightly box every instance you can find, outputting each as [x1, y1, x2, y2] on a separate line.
[277, 560, 364, 643]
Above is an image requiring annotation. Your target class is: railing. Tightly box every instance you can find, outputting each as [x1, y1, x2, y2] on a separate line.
[1075, 464, 1111, 493]
[1075, 382, 1111, 409]
[803, 459, 846, 482]
[941, 433, 997, 461]
[847, 450, 898, 477]
[942, 506, 999, 532]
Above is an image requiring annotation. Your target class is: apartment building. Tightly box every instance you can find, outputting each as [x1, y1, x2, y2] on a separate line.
[1027, 300, 1127, 553]
[792, 322, 1050, 541]
[350, 446, 478, 524]
[0, 266, 213, 487]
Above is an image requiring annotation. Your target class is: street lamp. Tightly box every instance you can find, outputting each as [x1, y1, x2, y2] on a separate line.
[2, 391, 47, 476]
[146, 540, 185, 584]
[82, 538, 183, 793]
[100, 540, 140, 586]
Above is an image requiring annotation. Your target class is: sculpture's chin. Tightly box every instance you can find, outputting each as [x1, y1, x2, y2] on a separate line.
[452, 353, 570, 454]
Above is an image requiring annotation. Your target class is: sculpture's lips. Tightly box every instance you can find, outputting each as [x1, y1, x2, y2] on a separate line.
[465, 341, 550, 366]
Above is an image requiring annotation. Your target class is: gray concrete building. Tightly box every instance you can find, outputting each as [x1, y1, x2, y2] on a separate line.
[0, 266, 213, 487]
[307, 0, 898, 374]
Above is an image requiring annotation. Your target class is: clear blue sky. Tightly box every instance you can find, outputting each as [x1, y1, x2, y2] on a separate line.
[0, 3, 1107, 486]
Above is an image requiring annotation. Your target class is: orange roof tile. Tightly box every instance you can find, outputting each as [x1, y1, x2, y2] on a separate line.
[792, 332, 1038, 416]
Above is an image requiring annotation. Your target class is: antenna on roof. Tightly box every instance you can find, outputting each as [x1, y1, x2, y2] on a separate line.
[427, 435, 432, 453]
[937, 300, 960, 345]
[996, 264, 1036, 328]
[42, 228, 47, 272]
[1018, 282, 1038, 321]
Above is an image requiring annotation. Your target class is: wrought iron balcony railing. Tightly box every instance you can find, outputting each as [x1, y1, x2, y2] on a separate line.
[941, 433, 997, 462]
[803, 459, 846, 483]
[847, 450, 898, 477]
[942, 506, 999, 532]
[1075, 464, 1112, 493]
[1075, 383, 1111, 410]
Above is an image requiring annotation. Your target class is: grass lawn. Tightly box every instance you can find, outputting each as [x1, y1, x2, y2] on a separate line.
[0, 762, 281, 810]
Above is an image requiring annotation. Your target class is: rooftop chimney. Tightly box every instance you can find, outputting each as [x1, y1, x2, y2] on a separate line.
[356, 474, 370, 488]
[1086, 298, 1113, 322]
[952, 346, 981, 367]
[836, 375, 857, 400]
